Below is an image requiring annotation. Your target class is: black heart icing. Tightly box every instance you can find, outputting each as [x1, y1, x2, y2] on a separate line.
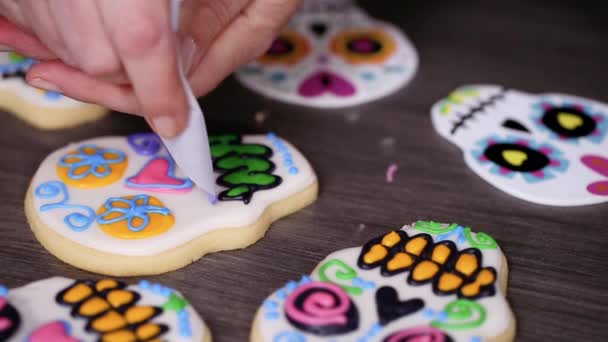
[375, 286, 424, 326]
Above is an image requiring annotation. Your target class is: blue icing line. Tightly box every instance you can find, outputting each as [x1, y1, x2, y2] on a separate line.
[58, 144, 125, 180]
[422, 308, 435, 318]
[289, 167, 299, 175]
[470, 337, 481, 342]
[435, 311, 447, 322]
[35, 180, 95, 232]
[138, 280, 151, 290]
[273, 331, 306, 342]
[285, 281, 298, 292]
[96, 194, 170, 232]
[44, 91, 63, 101]
[0, 286, 7, 297]
[265, 312, 280, 320]
[263, 300, 278, 309]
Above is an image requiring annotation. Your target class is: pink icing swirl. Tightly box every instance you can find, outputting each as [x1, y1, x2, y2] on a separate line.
[384, 326, 447, 342]
[284, 281, 351, 327]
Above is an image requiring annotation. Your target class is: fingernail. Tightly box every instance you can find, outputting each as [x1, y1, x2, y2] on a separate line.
[150, 115, 179, 138]
[180, 36, 199, 74]
[28, 77, 61, 92]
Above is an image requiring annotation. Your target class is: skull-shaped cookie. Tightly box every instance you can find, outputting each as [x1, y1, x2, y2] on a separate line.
[0, 277, 210, 341]
[236, 0, 418, 108]
[432, 84, 608, 206]
[251, 221, 515, 342]
[0, 52, 107, 130]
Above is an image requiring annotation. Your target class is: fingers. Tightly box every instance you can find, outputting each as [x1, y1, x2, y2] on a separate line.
[19, 0, 72, 64]
[96, 0, 187, 138]
[48, 0, 123, 82]
[26, 60, 140, 115]
[0, 16, 54, 59]
[189, 0, 300, 96]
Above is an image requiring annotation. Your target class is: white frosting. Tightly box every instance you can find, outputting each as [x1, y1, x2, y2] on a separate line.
[30, 134, 316, 256]
[2, 277, 207, 341]
[0, 53, 90, 109]
[236, 6, 418, 108]
[256, 223, 514, 342]
[431, 84, 608, 206]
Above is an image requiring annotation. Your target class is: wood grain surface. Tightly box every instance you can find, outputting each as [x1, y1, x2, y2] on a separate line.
[1, 0, 607, 341]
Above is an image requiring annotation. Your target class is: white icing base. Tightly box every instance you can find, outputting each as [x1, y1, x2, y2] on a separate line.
[256, 223, 514, 342]
[3, 277, 207, 341]
[30, 134, 316, 256]
[236, 6, 418, 108]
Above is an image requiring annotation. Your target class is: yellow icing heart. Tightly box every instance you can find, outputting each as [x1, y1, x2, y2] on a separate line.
[502, 150, 528, 167]
[557, 112, 583, 130]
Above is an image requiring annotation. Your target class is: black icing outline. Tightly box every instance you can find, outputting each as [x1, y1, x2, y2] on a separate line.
[450, 90, 506, 135]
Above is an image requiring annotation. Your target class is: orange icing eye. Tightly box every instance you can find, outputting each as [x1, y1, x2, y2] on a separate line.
[258, 31, 311, 65]
[411, 260, 440, 282]
[78, 296, 111, 317]
[101, 329, 136, 342]
[57, 145, 128, 189]
[381, 231, 402, 247]
[454, 253, 479, 276]
[331, 29, 396, 64]
[106, 290, 136, 308]
[460, 268, 496, 298]
[91, 310, 127, 332]
[437, 272, 464, 292]
[431, 244, 452, 264]
[124, 306, 158, 325]
[136, 323, 163, 340]
[62, 283, 93, 303]
[363, 244, 388, 264]
[404, 236, 428, 256]
[96, 195, 174, 240]
[386, 252, 414, 271]
[95, 279, 120, 292]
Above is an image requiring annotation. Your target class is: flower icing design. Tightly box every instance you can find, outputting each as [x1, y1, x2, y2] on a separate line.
[531, 100, 607, 144]
[471, 136, 568, 183]
[58, 145, 125, 180]
[97, 195, 170, 232]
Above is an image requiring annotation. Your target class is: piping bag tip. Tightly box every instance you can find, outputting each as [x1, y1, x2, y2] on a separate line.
[161, 0, 217, 204]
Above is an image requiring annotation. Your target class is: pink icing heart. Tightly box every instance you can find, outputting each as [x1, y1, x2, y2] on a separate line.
[126, 156, 193, 194]
[28, 321, 78, 342]
[298, 71, 356, 98]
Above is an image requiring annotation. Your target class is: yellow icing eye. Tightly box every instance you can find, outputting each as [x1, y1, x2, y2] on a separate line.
[386, 252, 414, 271]
[411, 260, 440, 282]
[78, 296, 111, 317]
[61, 283, 93, 304]
[404, 236, 428, 256]
[502, 150, 528, 167]
[95, 279, 120, 292]
[437, 272, 463, 292]
[96, 195, 174, 240]
[106, 290, 136, 308]
[363, 244, 388, 264]
[331, 29, 396, 64]
[460, 268, 496, 298]
[431, 244, 452, 264]
[381, 231, 402, 247]
[56, 145, 128, 189]
[100, 329, 136, 342]
[91, 310, 127, 333]
[258, 31, 311, 65]
[454, 253, 479, 277]
[124, 306, 158, 325]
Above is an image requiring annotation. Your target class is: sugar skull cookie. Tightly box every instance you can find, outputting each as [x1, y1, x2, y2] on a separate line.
[432, 84, 608, 206]
[0, 52, 107, 130]
[0, 277, 210, 341]
[25, 133, 318, 275]
[251, 221, 515, 342]
[236, 0, 418, 108]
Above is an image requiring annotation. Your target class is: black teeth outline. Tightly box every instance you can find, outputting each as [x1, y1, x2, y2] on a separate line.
[450, 90, 507, 135]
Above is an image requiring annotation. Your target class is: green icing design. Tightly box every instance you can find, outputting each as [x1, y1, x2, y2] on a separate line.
[162, 293, 188, 312]
[317, 259, 362, 295]
[7, 52, 25, 63]
[210, 134, 282, 204]
[431, 299, 486, 330]
[413, 221, 458, 235]
[464, 228, 498, 250]
[439, 88, 480, 115]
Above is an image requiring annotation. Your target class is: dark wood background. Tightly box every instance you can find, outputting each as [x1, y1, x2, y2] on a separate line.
[1, 0, 607, 341]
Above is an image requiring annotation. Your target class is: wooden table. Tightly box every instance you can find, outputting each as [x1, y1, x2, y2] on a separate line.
[1, 1, 606, 341]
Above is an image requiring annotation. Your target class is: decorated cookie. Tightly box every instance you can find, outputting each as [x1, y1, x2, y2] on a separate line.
[25, 133, 318, 275]
[0, 52, 107, 130]
[0, 277, 210, 341]
[432, 84, 608, 206]
[251, 221, 515, 342]
[236, 0, 418, 108]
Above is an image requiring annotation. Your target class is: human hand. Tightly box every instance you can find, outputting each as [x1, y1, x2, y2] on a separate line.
[0, 0, 301, 137]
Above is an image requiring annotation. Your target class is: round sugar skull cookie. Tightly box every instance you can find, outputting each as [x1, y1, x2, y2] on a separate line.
[0, 52, 107, 130]
[236, 0, 418, 108]
[0, 277, 210, 341]
[25, 133, 318, 276]
[431, 84, 608, 206]
[251, 221, 515, 342]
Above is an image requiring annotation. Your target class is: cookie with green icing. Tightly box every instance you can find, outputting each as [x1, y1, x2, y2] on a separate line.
[25, 133, 318, 276]
[251, 221, 515, 342]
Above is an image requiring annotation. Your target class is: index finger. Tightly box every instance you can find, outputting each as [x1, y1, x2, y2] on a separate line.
[96, 0, 188, 138]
